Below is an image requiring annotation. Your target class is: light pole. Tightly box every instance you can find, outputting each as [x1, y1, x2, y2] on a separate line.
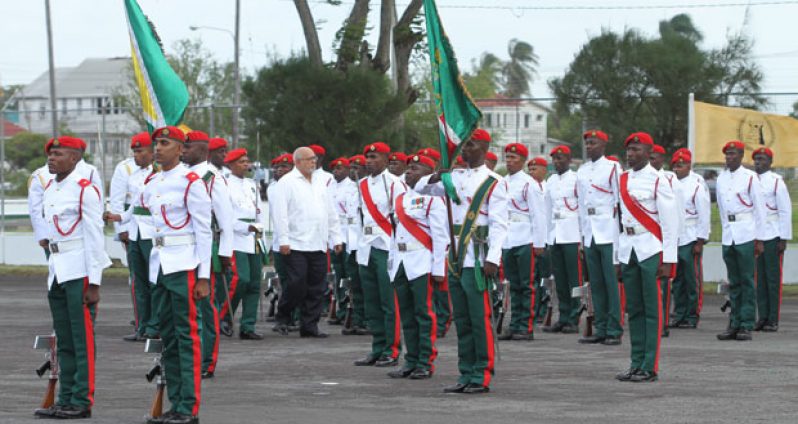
[190, 0, 241, 146]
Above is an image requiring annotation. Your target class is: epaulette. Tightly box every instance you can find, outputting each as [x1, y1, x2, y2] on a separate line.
[78, 178, 91, 188]
[186, 172, 200, 182]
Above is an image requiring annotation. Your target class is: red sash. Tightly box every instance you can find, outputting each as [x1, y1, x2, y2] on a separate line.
[619, 172, 662, 241]
[360, 179, 393, 236]
[395, 193, 433, 251]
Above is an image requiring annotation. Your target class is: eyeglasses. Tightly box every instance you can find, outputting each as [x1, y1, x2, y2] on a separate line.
[298, 156, 317, 162]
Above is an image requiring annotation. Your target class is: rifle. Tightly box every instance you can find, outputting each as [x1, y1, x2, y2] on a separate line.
[144, 338, 165, 420]
[573, 282, 594, 337]
[541, 276, 556, 328]
[219, 272, 236, 335]
[33, 334, 57, 410]
[718, 280, 732, 330]
[341, 277, 354, 330]
[493, 278, 509, 335]
[326, 270, 337, 320]
[263, 270, 280, 320]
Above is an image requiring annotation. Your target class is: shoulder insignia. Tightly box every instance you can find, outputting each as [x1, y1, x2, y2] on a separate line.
[78, 178, 91, 188]
[186, 172, 200, 182]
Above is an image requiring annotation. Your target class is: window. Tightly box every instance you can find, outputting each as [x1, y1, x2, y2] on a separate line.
[540, 144, 546, 154]
[524, 114, 530, 128]
[61, 98, 67, 115]
[503, 113, 508, 128]
[486, 113, 492, 127]
[96, 97, 110, 115]
[76, 98, 83, 115]
[536, 114, 543, 122]
[39, 104, 46, 119]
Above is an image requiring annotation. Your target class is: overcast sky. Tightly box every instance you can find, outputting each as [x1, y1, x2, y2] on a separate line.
[2, 0, 798, 112]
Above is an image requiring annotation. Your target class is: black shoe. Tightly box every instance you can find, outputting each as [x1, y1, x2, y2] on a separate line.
[239, 331, 264, 340]
[54, 405, 91, 419]
[762, 322, 779, 332]
[143, 333, 160, 340]
[629, 370, 658, 383]
[662, 329, 670, 338]
[287, 325, 300, 332]
[327, 317, 344, 326]
[300, 331, 329, 338]
[387, 367, 415, 379]
[34, 405, 62, 418]
[735, 329, 752, 341]
[341, 327, 356, 335]
[354, 326, 371, 336]
[147, 412, 178, 424]
[512, 333, 533, 341]
[123, 333, 143, 342]
[163, 413, 199, 424]
[375, 356, 399, 367]
[717, 329, 738, 341]
[615, 368, 639, 382]
[220, 321, 233, 337]
[677, 321, 697, 329]
[753, 319, 767, 331]
[201, 371, 214, 379]
[669, 320, 685, 329]
[463, 383, 490, 394]
[498, 332, 514, 341]
[130, 319, 136, 326]
[560, 323, 578, 334]
[354, 354, 379, 366]
[579, 335, 605, 344]
[602, 336, 621, 345]
[272, 324, 290, 336]
[443, 382, 468, 393]
[409, 368, 433, 380]
[543, 322, 565, 333]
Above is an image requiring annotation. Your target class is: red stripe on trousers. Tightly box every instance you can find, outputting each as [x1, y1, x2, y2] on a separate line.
[653, 255, 663, 374]
[390, 292, 402, 359]
[187, 270, 202, 416]
[219, 255, 239, 319]
[481, 291, 495, 387]
[527, 246, 536, 334]
[777, 252, 784, 322]
[425, 275, 438, 371]
[82, 278, 95, 406]
[208, 273, 220, 373]
[577, 243, 583, 286]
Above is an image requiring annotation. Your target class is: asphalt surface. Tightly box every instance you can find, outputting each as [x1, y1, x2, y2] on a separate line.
[1, 275, 797, 424]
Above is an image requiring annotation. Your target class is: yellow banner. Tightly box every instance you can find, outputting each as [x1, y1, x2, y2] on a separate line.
[694, 100, 798, 168]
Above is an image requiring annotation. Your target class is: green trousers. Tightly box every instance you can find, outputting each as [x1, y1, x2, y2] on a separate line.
[359, 248, 401, 359]
[756, 238, 784, 324]
[722, 242, 757, 330]
[394, 265, 438, 371]
[672, 242, 700, 325]
[584, 239, 623, 338]
[532, 247, 551, 324]
[433, 285, 452, 335]
[127, 238, 159, 337]
[621, 251, 662, 373]
[228, 251, 262, 333]
[450, 267, 495, 387]
[345, 250, 366, 327]
[502, 244, 536, 334]
[201, 272, 221, 374]
[157, 269, 203, 417]
[48, 278, 96, 408]
[660, 276, 671, 333]
[331, 245, 348, 315]
[550, 242, 583, 326]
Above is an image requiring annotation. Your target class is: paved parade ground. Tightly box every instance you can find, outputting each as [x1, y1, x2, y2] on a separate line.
[1, 275, 797, 424]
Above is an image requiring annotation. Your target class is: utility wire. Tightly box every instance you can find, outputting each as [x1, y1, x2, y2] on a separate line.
[294, 0, 798, 11]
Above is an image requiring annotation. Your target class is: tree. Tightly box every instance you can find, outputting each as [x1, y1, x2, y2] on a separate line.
[549, 14, 764, 153]
[463, 53, 502, 99]
[502, 39, 539, 98]
[5, 131, 48, 172]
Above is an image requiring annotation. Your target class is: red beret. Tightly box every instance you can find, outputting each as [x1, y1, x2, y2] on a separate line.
[550, 145, 571, 157]
[722, 140, 745, 154]
[349, 155, 366, 166]
[186, 130, 210, 143]
[209, 138, 227, 151]
[152, 126, 186, 143]
[455, 155, 465, 166]
[671, 149, 692, 165]
[504, 143, 529, 158]
[224, 148, 248, 164]
[45, 136, 84, 153]
[77, 138, 87, 150]
[652, 144, 666, 155]
[364, 142, 390, 155]
[528, 157, 548, 167]
[606, 155, 620, 162]
[271, 153, 293, 166]
[130, 132, 152, 149]
[417, 148, 441, 162]
[485, 151, 498, 162]
[309, 144, 326, 156]
[583, 130, 608, 142]
[407, 154, 436, 169]
[752, 146, 773, 159]
[624, 132, 654, 147]
[389, 152, 407, 163]
[330, 157, 350, 167]
[471, 128, 491, 142]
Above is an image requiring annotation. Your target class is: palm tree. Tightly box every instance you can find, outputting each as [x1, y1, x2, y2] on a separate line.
[502, 39, 539, 98]
[464, 53, 503, 98]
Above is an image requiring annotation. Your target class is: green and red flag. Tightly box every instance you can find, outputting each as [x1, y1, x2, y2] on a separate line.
[423, 0, 482, 203]
[124, 0, 189, 131]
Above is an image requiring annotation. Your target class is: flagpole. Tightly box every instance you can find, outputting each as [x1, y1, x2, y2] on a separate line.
[438, 96, 458, 262]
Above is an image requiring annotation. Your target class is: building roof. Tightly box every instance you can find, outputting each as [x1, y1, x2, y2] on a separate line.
[1, 119, 26, 138]
[20, 57, 130, 99]
[475, 95, 553, 112]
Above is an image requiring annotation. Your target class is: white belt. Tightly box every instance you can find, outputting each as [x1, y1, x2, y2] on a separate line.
[509, 213, 528, 223]
[153, 234, 196, 247]
[554, 210, 579, 220]
[49, 238, 83, 254]
[624, 224, 649, 236]
[767, 213, 779, 222]
[727, 211, 752, 223]
[396, 240, 425, 252]
[363, 225, 385, 236]
[587, 206, 611, 216]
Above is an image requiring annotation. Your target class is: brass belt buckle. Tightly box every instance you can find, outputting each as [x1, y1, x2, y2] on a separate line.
[625, 227, 635, 235]
[728, 215, 736, 222]
[49, 243, 59, 254]
[154, 237, 165, 247]
[364, 227, 373, 235]
[588, 208, 596, 215]
[398, 242, 407, 252]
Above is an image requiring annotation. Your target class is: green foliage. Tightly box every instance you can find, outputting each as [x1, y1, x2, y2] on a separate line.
[549, 14, 764, 155]
[242, 57, 408, 161]
[463, 53, 502, 99]
[5, 132, 48, 171]
[463, 39, 539, 99]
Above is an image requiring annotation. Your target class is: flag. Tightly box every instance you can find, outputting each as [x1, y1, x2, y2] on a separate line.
[124, 0, 189, 130]
[692, 100, 798, 168]
[424, 0, 482, 203]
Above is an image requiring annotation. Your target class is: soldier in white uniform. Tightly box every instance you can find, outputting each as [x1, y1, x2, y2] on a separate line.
[614, 132, 679, 383]
[386, 154, 448, 380]
[328, 157, 359, 325]
[414, 128, 508, 394]
[388, 152, 408, 179]
[715, 140, 767, 342]
[267, 154, 295, 329]
[669, 149, 710, 329]
[499, 143, 546, 341]
[752, 147, 792, 332]
[543, 145, 583, 334]
[344, 155, 369, 335]
[576, 130, 623, 345]
[33, 136, 111, 419]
